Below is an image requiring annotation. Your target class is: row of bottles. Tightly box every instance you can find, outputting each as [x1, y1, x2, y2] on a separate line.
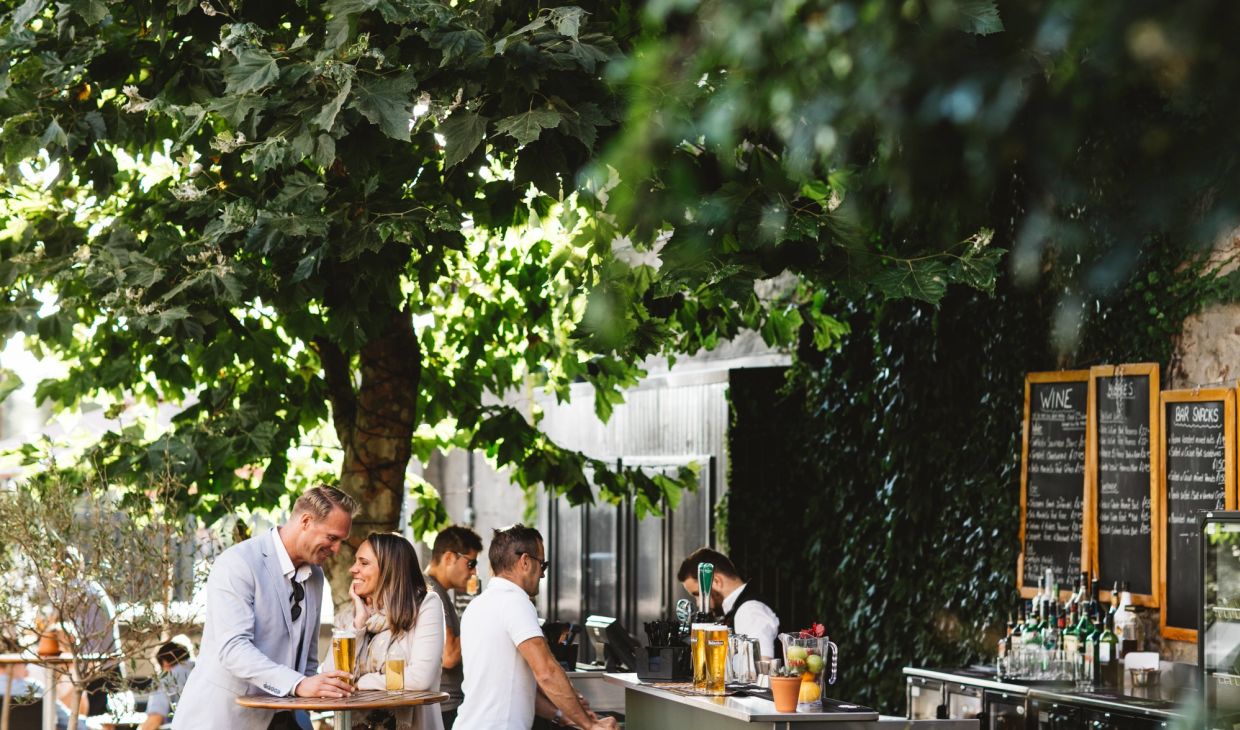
[996, 568, 1142, 687]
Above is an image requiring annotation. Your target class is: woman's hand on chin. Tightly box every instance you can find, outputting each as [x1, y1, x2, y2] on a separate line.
[349, 580, 370, 629]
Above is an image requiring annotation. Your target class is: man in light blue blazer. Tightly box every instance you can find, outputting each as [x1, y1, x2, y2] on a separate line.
[172, 486, 358, 730]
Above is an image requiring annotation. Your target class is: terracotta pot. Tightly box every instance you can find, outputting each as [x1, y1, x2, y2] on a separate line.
[36, 632, 60, 657]
[769, 676, 801, 713]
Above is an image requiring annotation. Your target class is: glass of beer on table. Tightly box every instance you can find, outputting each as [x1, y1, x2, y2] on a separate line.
[332, 628, 356, 683]
[385, 644, 406, 691]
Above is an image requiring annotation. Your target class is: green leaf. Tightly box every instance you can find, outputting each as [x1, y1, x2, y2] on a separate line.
[437, 111, 487, 168]
[208, 94, 267, 127]
[495, 16, 547, 54]
[557, 102, 608, 150]
[40, 118, 67, 149]
[349, 72, 418, 141]
[325, 0, 376, 50]
[872, 260, 951, 303]
[224, 48, 280, 95]
[952, 0, 1004, 35]
[495, 109, 562, 146]
[950, 246, 1005, 294]
[69, 0, 107, 23]
[550, 7, 585, 39]
[432, 29, 486, 67]
[11, 0, 42, 28]
[241, 136, 288, 173]
[0, 369, 23, 405]
[312, 79, 352, 131]
[153, 306, 190, 333]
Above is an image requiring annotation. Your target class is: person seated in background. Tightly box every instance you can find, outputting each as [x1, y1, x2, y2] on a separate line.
[677, 547, 781, 660]
[0, 663, 87, 730]
[141, 641, 194, 730]
[323, 532, 445, 729]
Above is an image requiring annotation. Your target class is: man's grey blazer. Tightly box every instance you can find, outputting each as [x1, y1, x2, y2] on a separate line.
[171, 532, 323, 730]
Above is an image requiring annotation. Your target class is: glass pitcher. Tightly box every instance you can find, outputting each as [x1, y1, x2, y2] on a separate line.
[778, 632, 838, 712]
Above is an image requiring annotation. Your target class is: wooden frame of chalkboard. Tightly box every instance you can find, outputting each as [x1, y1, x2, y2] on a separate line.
[1158, 387, 1236, 642]
[1086, 363, 1161, 608]
[1018, 370, 1091, 600]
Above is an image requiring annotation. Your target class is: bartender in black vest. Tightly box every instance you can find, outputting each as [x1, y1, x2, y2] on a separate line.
[677, 547, 781, 660]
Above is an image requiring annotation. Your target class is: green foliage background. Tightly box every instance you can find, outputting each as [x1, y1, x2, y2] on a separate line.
[727, 240, 1240, 712]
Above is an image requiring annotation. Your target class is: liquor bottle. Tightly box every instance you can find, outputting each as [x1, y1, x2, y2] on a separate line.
[1114, 580, 1140, 656]
[1088, 617, 1103, 687]
[1063, 604, 1080, 655]
[1099, 612, 1120, 687]
[1108, 581, 1120, 619]
[1024, 600, 1042, 643]
[1086, 578, 1102, 622]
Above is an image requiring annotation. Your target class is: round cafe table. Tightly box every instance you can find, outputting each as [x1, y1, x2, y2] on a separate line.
[237, 689, 448, 729]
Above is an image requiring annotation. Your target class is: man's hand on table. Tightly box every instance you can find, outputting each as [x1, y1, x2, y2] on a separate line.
[588, 718, 619, 730]
[294, 671, 354, 698]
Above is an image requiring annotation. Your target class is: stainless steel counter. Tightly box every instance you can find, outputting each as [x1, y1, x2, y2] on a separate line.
[604, 673, 978, 729]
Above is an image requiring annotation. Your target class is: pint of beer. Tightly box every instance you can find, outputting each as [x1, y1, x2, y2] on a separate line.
[332, 629, 356, 680]
[385, 659, 406, 690]
[691, 623, 709, 690]
[704, 624, 729, 695]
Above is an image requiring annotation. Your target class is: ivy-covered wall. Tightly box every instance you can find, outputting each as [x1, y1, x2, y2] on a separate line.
[726, 241, 1240, 713]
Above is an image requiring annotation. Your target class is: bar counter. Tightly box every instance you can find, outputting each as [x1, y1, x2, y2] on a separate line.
[603, 673, 979, 729]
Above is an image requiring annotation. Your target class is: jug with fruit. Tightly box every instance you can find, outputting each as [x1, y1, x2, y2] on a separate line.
[778, 623, 837, 712]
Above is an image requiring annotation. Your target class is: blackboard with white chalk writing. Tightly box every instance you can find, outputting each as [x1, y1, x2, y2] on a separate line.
[1159, 388, 1235, 641]
[1019, 371, 1089, 598]
[1088, 363, 1160, 606]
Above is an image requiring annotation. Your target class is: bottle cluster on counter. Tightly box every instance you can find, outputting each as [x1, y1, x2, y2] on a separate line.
[996, 568, 1141, 688]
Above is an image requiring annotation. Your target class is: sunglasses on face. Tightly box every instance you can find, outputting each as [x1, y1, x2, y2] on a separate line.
[518, 551, 549, 573]
[450, 551, 479, 569]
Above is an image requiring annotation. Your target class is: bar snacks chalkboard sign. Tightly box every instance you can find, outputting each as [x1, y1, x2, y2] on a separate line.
[1019, 371, 1090, 599]
[1087, 363, 1160, 607]
[1158, 388, 1235, 641]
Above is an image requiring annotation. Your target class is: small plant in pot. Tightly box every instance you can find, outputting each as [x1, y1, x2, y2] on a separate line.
[768, 665, 804, 713]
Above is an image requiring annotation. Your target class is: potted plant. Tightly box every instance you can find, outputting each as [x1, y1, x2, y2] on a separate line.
[767, 665, 802, 713]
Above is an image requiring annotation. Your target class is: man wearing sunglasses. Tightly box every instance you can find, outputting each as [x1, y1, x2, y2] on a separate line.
[456, 524, 616, 730]
[425, 525, 483, 728]
[173, 486, 357, 730]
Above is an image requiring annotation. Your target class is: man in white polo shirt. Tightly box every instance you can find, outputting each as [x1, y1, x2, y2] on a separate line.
[456, 524, 616, 730]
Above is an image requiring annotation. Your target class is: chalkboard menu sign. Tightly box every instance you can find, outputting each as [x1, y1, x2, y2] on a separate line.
[1158, 388, 1235, 641]
[1087, 363, 1160, 607]
[1019, 371, 1089, 599]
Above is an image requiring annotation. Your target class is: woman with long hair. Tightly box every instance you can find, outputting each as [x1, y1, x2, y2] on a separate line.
[323, 532, 445, 730]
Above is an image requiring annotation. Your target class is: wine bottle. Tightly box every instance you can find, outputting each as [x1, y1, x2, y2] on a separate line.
[1099, 612, 1120, 688]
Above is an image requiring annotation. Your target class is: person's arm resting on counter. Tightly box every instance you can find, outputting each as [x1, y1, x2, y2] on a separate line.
[518, 637, 616, 729]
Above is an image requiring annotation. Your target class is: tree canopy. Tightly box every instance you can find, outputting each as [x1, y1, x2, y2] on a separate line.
[0, 0, 1005, 553]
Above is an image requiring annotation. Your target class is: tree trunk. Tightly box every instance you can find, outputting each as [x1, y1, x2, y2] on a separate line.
[318, 308, 421, 610]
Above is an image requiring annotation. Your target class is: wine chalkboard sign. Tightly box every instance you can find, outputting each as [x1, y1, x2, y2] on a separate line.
[1019, 371, 1090, 599]
[1158, 388, 1235, 642]
[1087, 363, 1161, 607]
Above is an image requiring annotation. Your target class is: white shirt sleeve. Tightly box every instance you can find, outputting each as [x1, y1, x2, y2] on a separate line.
[505, 595, 545, 648]
[733, 601, 780, 659]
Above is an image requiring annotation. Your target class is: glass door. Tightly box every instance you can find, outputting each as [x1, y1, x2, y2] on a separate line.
[1201, 512, 1240, 728]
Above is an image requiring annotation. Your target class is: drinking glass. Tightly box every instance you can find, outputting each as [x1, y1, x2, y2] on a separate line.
[332, 628, 357, 682]
[704, 624, 729, 695]
[385, 644, 406, 691]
